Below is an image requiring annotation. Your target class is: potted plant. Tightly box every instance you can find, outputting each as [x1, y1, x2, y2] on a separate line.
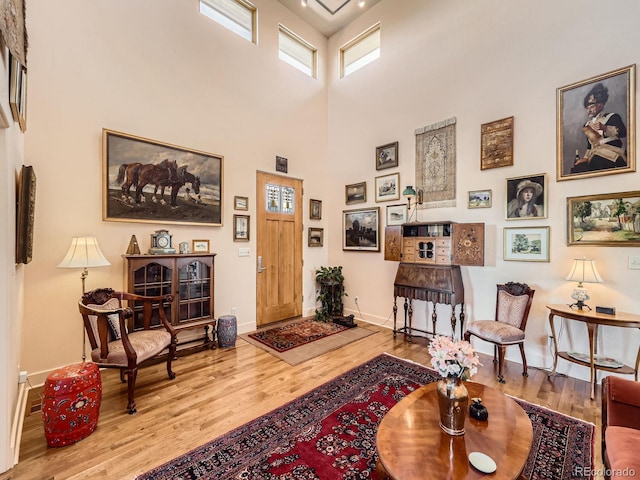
[315, 266, 347, 322]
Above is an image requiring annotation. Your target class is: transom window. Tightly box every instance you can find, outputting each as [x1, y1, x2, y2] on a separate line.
[278, 25, 317, 79]
[199, 0, 257, 44]
[340, 23, 380, 78]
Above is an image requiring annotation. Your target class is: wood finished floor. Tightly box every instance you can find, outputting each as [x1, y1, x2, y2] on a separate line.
[1, 324, 604, 480]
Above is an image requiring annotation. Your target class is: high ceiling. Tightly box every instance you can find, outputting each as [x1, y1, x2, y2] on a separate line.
[276, 0, 381, 37]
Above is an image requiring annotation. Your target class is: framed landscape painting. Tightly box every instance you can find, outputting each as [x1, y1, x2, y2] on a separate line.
[343, 207, 380, 251]
[386, 204, 407, 226]
[345, 182, 366, 204]
[103, 129, 223, 226]
[504, 227, 550, 262]
[567, 190, 640, 246]
[376, 141, 399, 170]
[557, 64, 635, 181]
[375, 173, 400, 202]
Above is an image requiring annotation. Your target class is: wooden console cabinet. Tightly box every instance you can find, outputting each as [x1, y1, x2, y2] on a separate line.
[386, 222, 484, 341]
[123, 253, 216, 350]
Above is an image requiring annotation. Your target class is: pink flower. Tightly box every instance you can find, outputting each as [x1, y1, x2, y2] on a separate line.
[428, 335, 481, 379]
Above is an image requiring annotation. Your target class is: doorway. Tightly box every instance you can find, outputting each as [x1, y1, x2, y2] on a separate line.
[256, 171, 303, 326]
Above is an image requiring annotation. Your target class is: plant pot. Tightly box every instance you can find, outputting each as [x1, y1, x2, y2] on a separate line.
[436, 375, 468, 435]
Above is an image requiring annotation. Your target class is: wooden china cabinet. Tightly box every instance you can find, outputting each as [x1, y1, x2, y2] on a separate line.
[123, 253, 216, 350]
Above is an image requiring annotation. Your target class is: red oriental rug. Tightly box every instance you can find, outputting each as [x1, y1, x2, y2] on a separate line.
[248, 318, 350, 352]
[137, 354, 595, 480]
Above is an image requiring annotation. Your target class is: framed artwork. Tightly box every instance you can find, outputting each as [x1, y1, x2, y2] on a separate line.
[557, 64, 635, 181]
[192, 239, 210, 253]
[343, 207, 380, 251]
[345, 182, 366, 204]
[386, 203, 407, 226]
[276, 156, 288, 173]
[103, 129, 223, 226]
[567, 190, 640, 246]
[233, 214, 250, 241]
[480, 116, 513, 170]
[375, 172, 400, 202]
[16, 165, 36, 264]
[376, 141, 399, 170]
[308, 227, 323, 247]
[468, 190, 492, 209]
[503, 227, 550, 262]
[310, 199, 322, 220]
[505, 173, 547, 220]
[234, 196, 248, 210]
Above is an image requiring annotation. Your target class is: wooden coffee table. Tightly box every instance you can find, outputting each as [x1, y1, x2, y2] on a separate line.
[376, 381, 532, 480]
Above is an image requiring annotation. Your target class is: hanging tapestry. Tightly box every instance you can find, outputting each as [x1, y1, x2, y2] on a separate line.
[0, 0, 27, 65]
[415, 117, 457, 208]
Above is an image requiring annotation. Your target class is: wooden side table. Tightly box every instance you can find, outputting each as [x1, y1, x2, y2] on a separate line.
[547, 304, 640, 399]
[376, 382, 532, 480]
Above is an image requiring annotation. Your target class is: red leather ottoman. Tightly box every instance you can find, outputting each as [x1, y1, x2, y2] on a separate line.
[42, 362, 102, 447]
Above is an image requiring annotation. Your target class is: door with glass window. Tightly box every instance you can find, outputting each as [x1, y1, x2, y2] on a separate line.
[256, 172, 302, 326]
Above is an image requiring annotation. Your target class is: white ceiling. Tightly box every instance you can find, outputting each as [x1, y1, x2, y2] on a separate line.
[276, 0, 381, 37]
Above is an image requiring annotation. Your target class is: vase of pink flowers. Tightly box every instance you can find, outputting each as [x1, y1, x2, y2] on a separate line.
[428, 335, 481, 435]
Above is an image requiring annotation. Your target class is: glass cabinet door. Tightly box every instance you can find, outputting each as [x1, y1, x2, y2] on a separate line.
[131, 262, 173, 330]
[178, 260, 211, 323]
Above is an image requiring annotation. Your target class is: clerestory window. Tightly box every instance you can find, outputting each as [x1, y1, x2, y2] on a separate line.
[199, 0, 257, 44]
[340, 23, 380, 78]
[278, 25, 317, 79]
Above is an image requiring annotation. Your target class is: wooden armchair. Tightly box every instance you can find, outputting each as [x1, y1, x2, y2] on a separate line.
[463, 282, 535, 383]
[78, 288, 177, 414]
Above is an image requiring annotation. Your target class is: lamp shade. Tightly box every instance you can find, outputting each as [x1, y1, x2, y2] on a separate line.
[57, 236, 110, 269]
[402, 186, 417, 198]
[565, 258, 603, 284]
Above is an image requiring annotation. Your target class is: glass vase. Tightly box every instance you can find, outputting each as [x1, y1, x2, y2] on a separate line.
[437, 375, 468, 435]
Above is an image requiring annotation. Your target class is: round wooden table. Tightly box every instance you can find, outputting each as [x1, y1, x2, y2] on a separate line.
[376, 381, 532, 480]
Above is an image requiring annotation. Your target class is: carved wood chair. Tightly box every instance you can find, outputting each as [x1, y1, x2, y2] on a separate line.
[463, 282, 535, 383]
[78, 288, 177, 414]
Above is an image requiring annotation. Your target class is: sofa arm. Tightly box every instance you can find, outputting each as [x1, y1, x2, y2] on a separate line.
[603, 376, 640, 430]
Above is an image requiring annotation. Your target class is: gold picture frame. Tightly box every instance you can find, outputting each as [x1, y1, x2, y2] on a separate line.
[310, 199, 322, 220]
[234, 196, 248, 210]
[192, 239, 210, 253]
[480, 116, 513, 170]
[345, 182, 366, 204]
[567, 190, 640, 246]
[557, 64, 635, 181]
[233, 214, 250, 241]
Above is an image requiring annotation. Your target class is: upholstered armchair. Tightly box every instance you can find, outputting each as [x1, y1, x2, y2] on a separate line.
[78, 288, 177, 414]
[463, 282, 535, 383]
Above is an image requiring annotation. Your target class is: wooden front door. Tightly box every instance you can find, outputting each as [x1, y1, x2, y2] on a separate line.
[256, 172, 303, 326]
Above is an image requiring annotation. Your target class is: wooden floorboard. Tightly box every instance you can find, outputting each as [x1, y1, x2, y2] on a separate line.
[0, 324, 604, 480]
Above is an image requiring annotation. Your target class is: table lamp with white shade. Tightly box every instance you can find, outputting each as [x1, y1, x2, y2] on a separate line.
[58, 236, 110, 361]
[566, 257, 603, 311]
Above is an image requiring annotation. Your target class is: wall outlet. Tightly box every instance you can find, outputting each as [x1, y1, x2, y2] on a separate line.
[629, 256, 640, 270]
[238, 247, 251, 257]
[231, 307, 237, 315]
[354, 296, 359, 304]
[19, 371, 28, 384]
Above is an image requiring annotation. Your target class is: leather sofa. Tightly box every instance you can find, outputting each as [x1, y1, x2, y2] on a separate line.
[601, 376, 640, 479]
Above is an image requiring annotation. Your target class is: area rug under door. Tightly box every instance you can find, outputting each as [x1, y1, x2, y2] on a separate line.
[240, 318, 377, 365]
[137, 353, 594, 480]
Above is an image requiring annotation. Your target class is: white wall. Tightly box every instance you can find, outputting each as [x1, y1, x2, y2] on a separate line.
[21, 0, 330, 384]
[0, 46, 26, 472]
[326, 0, 640, 380]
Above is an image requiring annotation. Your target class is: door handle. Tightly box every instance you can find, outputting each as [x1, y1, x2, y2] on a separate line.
[258, 256, 268, 273]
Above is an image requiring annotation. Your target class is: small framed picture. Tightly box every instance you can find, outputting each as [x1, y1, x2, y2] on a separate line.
[375, 172, 400, 202]
[308, 227, 323, 247]
[503, 227, 550, 262]
[376, 141, 399, 170]
[468, 190, 492, 209]
[480, 116, 514, 170]
[386, 203, 407, 226]
[276, 156, 288, 173]
[192, 239, 210, 253]
[506, 173, 547, 219]
[233, 214, 250, 241]
[234, 196, 248, 210]
[310, 199, 322, 220]
[343, 207, 380, 251]
[346, 182, 366, 204]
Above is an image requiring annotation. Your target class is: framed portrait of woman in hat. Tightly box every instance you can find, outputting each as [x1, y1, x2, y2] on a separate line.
[505, 174, 547, 220]
[556, 65, 635, 181]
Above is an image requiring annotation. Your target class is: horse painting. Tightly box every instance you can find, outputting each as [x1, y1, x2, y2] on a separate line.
[152, 165, 201, 207]
[116, 159, 178, 204]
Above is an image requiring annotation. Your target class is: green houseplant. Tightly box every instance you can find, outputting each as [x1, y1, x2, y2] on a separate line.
[315, 266, 347, 322]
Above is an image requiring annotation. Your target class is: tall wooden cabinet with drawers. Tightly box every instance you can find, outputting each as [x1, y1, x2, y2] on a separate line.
[123, 253, 216, 350]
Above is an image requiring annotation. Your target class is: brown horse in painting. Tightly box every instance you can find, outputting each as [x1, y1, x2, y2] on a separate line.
[116, 159, 178, 204]
[152, 166, 201, 206]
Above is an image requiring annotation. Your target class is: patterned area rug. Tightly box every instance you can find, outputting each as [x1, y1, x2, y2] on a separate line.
[137, 354, 595, 480]
[248, 318, 350, 352]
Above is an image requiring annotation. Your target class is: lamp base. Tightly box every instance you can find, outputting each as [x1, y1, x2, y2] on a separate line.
[568, 301, 591, 311]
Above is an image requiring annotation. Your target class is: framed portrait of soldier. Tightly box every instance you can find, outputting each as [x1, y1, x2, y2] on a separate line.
[556, 64, 635, 181]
